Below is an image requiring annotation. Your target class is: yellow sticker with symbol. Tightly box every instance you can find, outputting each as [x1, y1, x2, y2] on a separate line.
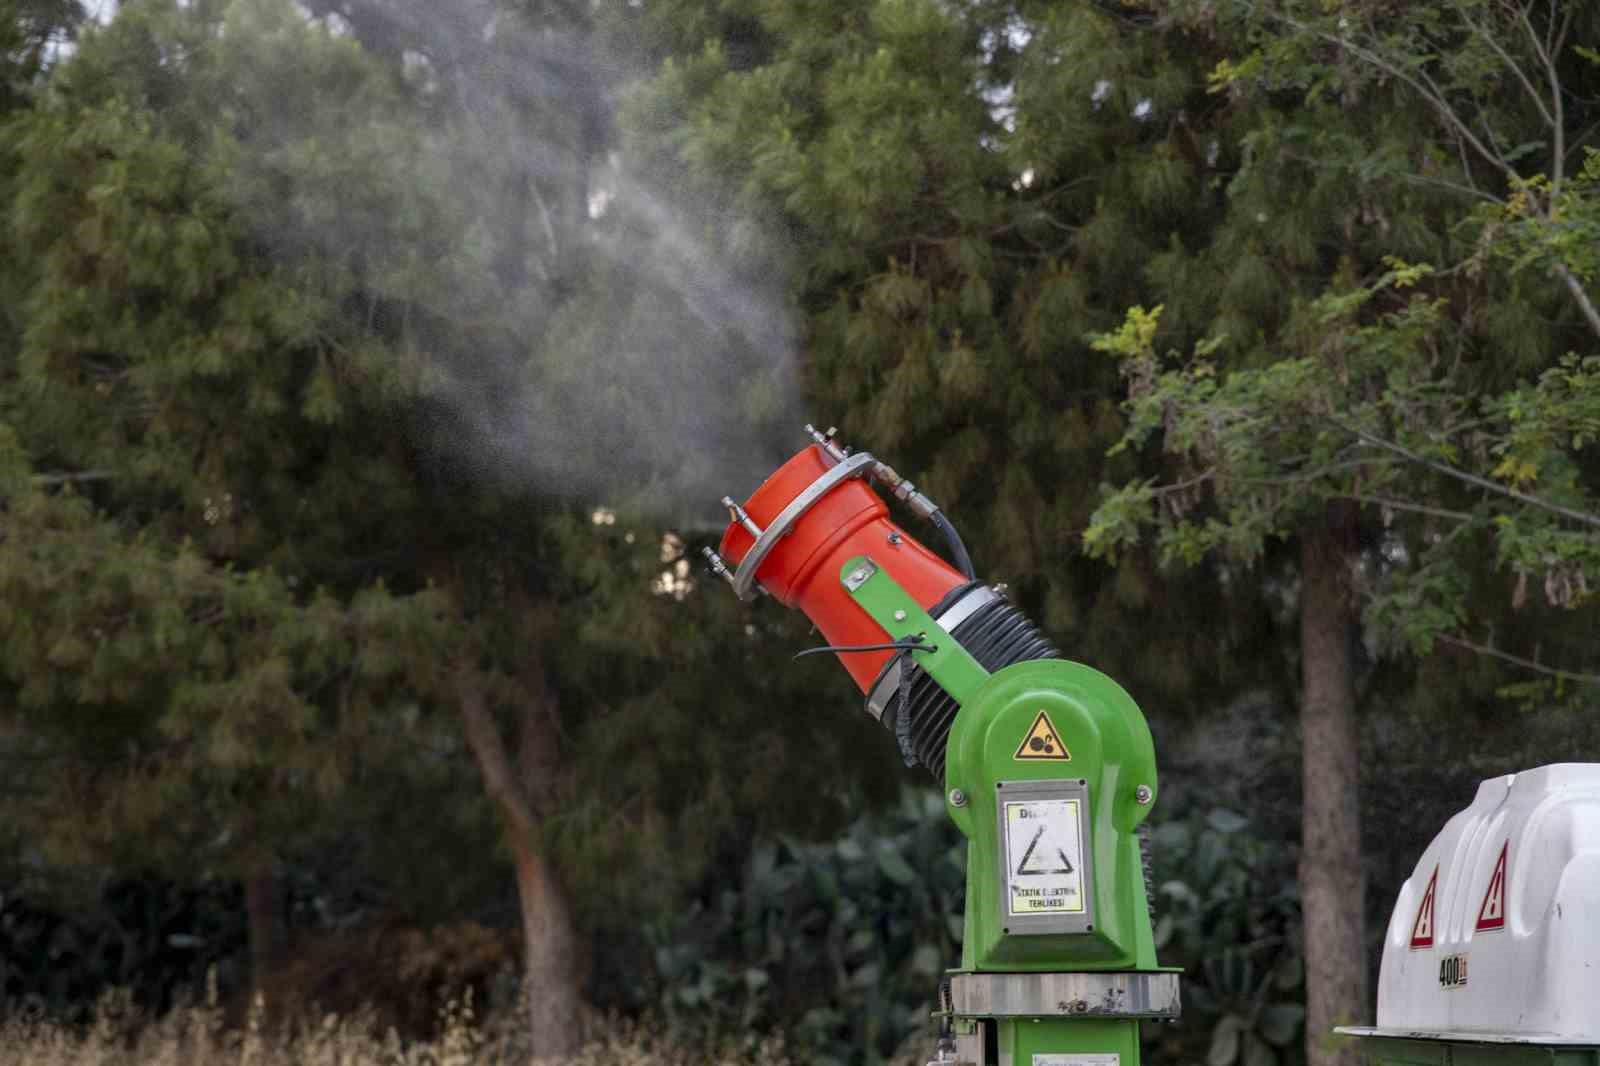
[1014, 710, 1071, 761]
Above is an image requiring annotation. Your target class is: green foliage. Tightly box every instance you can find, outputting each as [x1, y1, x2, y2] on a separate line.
[1145, 809, 1303, 1066]
[642, 790, 1310, 1066]
[645, 789, 964, 1066]
[0, 880, 247, 1018]
[1085, 248, 1599, 659]
[0, 0, 78, 111]
[5, 0, 1596, 1053]
[0, 473, 464, 877]
[1, 5, 913, 1032]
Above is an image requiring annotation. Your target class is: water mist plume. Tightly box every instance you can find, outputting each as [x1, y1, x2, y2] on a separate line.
[221, 0, 800, 524]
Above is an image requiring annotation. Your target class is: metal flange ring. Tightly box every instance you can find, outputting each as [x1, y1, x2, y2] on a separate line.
[948, 971, 1181, 1019]
[732, 452, 878, 602]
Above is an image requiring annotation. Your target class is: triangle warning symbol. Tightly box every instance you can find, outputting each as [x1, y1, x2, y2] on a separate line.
[1015, 824, 1076, 876]
[1410, 865, 1438, 949]
[1476, 841, 1508, 931]
[1014, 710, 1071, 762]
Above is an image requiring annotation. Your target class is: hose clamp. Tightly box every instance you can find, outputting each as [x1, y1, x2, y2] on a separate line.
[932, 584, 1000, 632]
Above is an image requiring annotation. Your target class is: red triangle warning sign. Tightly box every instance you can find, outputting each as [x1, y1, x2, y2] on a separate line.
[1476, 841, 1508, 932]
[1409, 865, 1438, 949]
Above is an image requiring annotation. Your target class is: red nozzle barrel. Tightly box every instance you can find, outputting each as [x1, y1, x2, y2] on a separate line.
[718, 445, 966, 691]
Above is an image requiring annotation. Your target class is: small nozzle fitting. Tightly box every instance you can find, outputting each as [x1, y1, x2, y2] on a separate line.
[702, 547, 736, 586]
[804, 424, 851, 465]
[721, 496, 764, 539]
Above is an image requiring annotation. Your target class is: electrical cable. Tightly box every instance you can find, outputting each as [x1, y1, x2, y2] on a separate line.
[929, 509, 976, 580]
[793, 637, 938, 660]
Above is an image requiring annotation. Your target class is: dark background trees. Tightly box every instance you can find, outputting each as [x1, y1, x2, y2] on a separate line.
[1, 1, 1596, 1065]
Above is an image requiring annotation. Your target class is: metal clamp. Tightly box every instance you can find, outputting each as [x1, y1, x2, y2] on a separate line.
[948, 971, 1181, 1020]
[934, 584, 1000, 632]
[865, 658, 903, 723]
[731, 452, 877, 602]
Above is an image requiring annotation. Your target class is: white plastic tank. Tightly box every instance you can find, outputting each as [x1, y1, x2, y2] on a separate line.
[1360, 763, 1600, 1042]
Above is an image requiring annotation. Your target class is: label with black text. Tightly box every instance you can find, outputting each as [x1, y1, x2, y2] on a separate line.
[1003, 798, 1086, 917]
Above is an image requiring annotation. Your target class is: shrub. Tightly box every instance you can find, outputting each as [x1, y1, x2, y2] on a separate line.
[1144, 808, 1305, 1066]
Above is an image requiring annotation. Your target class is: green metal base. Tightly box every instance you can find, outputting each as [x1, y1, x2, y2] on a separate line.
[1006, 1017, 1140, 1066]
[1350, 1037, 1600, 1066]
[953, 1015, 1141, 1066]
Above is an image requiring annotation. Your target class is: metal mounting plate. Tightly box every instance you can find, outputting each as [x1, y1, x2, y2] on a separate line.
[948, 971, 1181, 1019]
[995, 778, 1095, 936]
[841, 555, 989, 707]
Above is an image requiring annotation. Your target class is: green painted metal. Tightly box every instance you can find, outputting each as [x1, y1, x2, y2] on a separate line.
[842, 555, 1170, 1061]
[1355, 1037, 1600, 1066]
[842, 554, 1160, 971]
[945, 659, 1160, 971]
[839, 555, 990, 706]
[1003, 1017, 1142, 1066]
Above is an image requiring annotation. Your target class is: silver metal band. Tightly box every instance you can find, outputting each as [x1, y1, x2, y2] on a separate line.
[948, 971, 1181, 1020]
[934, 584, 1000, 632]
[865, 658, 902, 723]
[731, 452, 878, 602]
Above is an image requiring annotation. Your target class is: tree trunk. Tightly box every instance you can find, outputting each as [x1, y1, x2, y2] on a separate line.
[456, 669, 582, 1058]
[511, 831, 582, 1057]
[1299, 515, 1368, 1066]
[243, 866, 285, 999]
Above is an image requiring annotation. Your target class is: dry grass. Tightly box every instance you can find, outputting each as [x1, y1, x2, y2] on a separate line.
[0, 987, 809, 1066]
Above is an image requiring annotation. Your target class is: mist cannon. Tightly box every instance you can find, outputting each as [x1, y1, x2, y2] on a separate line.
[706, 427, 1179, 1066]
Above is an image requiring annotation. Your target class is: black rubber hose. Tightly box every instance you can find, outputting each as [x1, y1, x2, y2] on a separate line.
[929, 509, 976, 580]
[881, 591, 1062, 779]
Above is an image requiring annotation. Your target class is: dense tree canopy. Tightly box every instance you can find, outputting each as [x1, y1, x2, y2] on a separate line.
[1, 2, 1596, 1065]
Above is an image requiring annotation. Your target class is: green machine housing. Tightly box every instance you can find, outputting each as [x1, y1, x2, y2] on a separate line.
[843, 555, 1179, 1066]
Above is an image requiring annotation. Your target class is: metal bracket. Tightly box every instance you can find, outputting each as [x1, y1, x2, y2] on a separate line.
[839, 554, 989, 707]
[863, 584, 1000, 723]
[731, 452, 877, 602]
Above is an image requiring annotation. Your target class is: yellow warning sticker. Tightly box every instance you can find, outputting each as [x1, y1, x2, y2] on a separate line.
[1014, 710, 1071, 761]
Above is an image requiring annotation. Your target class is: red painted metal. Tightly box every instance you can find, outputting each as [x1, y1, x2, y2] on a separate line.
[719, 445, 965, 692]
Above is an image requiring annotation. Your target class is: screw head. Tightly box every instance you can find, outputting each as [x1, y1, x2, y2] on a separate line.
[1135, 784, 1154, 805]
[893, 609, 907, 622]
[887, 531, 903, 545]
[948, 788, 967, 808]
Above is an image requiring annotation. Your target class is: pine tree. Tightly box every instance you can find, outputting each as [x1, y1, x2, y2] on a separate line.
[612, 0, 1287, 720]
[2, 0, 915, 1045]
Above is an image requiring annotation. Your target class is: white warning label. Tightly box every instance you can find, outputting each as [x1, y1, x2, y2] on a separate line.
[1003, 798, 1086, 917]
